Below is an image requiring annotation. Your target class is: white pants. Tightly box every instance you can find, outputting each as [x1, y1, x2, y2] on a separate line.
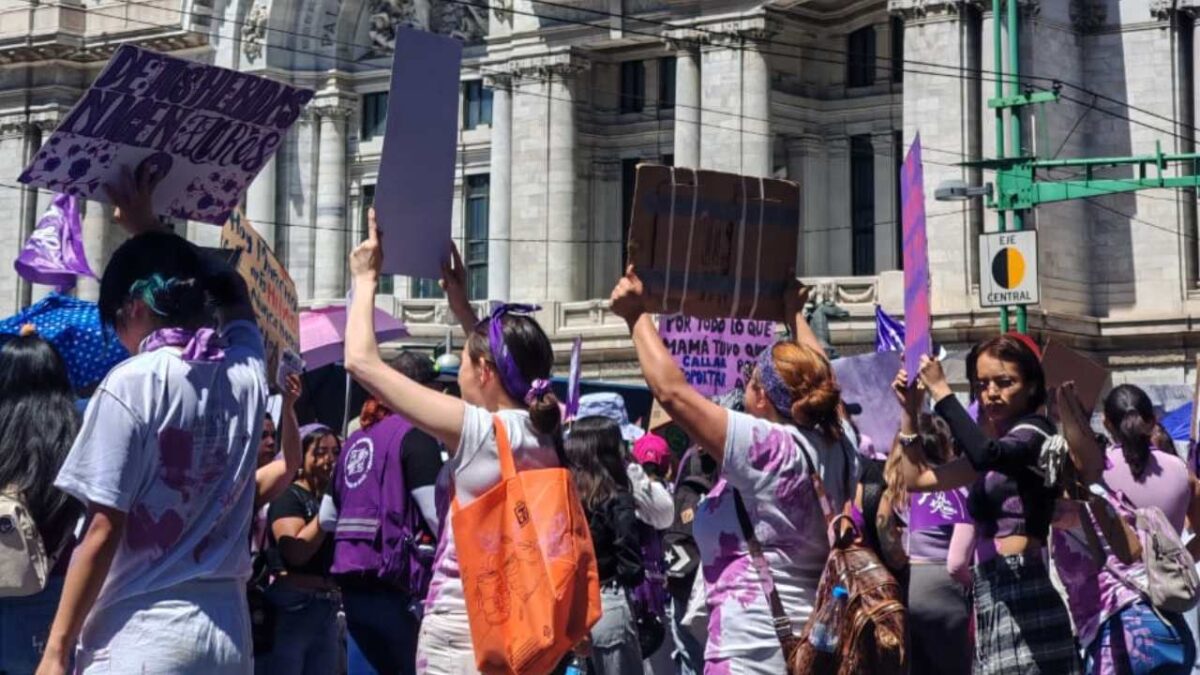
[77, 580, 251, 674]
[415, 611, 479, 675]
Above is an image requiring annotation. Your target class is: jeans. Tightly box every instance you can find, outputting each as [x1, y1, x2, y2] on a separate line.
[670, 590, 706, 675]
[1086, 601, 1196, 675]
[254, 585, 339, 675]
[343, 587, 420, 675]
[588, 585, 642, 675]
[0, 574, 64, 674]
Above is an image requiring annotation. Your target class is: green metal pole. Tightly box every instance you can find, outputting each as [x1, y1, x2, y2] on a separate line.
[993, 0, 1010, 332]
[1007, 0, 1029, 334]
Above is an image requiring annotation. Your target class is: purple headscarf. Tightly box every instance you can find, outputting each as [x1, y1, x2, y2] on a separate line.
[755, 342, 793, 418]
[482, 303, 551, 404]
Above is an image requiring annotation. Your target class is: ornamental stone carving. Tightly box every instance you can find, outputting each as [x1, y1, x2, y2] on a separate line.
[242, 4, 268, 63]
[366, 0, 487, 53]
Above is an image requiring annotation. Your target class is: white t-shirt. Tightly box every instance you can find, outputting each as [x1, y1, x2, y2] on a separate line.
[55, 321, 268, 622]
[424, 406, 559, 616]
[693, 412, 859, 666]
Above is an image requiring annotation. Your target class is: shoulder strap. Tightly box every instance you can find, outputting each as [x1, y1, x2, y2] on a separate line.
[732, 489, 795, 645]
[492, 415, 517, 480]
[790, 429, 837, 536]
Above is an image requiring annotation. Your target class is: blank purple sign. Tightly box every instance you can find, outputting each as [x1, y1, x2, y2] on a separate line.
[374, 28, 462, 280]
[901, 136, 931, 381]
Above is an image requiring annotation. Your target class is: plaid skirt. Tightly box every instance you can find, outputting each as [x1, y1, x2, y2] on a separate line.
[973, 554, 1082, 675]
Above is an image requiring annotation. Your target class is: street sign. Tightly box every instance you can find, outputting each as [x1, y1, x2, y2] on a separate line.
[979, 230, 1039, 307]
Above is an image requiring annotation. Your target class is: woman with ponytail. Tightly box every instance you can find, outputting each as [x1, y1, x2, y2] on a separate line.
[1052, 383, 1200, 674]
[345, 211, 566, 674]
[609, 268, 859, 674]
[37, 160, 267, 675]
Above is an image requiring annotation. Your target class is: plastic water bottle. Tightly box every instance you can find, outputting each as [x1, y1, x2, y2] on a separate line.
[808, 585, 850, 653]
[564, 654, 588, 675]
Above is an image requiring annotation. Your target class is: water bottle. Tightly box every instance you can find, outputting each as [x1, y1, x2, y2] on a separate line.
[808, 585, 849, 653]
[564, 654, 588, 675]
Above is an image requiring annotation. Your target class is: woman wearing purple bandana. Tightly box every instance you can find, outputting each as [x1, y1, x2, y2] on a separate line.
[38, 161, 269, 675]
[609, 266, 860, 675]
[345, 210, 567, 675]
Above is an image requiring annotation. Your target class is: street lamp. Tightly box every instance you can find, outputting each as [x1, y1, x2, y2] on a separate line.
[934, 179, 993, 202]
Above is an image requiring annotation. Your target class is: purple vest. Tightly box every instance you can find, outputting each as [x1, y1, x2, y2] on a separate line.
[331, 414, 431, 594]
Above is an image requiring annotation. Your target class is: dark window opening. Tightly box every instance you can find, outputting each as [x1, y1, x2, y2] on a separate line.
[659, 57, 676, 109]
[361, 92, 388, 140]
[850, 135, 875, 275]
[847, 26, 877, 88]
[465, 174, 490, 300]
[621, 60, 646, 113]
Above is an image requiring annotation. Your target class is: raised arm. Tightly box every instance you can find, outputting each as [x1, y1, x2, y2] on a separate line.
[894, 368, 978, 492]
[344, 209, 466, 449]
[440, 241, 479, 336]
[610, 267, 729, 462]
[783, 275, 823, 358]
[256, 374, 303, 508]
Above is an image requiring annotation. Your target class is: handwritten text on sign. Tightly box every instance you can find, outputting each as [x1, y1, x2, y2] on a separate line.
[220, 213, 299, 384]
[19, 45, 313, 225]
[659, 315, 776, 397]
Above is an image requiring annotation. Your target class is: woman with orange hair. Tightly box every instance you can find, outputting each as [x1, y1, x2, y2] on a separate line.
[609, 268, 859, 675]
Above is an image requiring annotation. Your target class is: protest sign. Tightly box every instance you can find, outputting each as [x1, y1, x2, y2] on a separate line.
[658, 314, 776, 397]
[909, 488, 971, 531]
[901, 136, 931, 381]
[1042, 339, 1110, 415]
[220, 211, 299, 384]
[628, 165, 801, 321]
[374, 27, 462, 280]
[831, 350, 902, 456]
[19, 45, 312, 225]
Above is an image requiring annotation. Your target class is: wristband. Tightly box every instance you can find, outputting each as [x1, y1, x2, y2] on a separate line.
[897, 432, 919, 447]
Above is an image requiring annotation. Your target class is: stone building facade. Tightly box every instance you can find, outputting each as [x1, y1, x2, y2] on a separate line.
[0, 0, 1199, 387]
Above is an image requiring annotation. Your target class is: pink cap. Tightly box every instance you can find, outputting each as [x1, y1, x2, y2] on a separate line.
[632, 433, 671, 469]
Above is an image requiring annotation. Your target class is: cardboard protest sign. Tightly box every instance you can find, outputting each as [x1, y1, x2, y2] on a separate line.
[831, 350, 902, 456]
[1042, 340, 1110, 415]
[901, 136, 931, 381]
[909, 488, 971, 530]
[374, 27, 462, 280]
[659, 314, 775, 397]
[220, 212, 299, 384]
[628, 165, 801, 321]
[19, 45, 313, 225]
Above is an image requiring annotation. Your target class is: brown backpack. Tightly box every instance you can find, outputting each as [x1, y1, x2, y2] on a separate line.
[790, 515, 907, 675]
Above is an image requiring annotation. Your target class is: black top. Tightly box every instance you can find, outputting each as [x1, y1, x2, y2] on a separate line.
[935, 395, 1057, 541]
[268, 483, 335, 576]
[587, 492, 644, 588]
[401, 428, 444, 493]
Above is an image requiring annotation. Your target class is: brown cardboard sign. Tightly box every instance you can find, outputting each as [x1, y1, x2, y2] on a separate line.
[627, 164, 801, 321]
[220, 211, 299, 385]
[1042, 340, 1110, 415]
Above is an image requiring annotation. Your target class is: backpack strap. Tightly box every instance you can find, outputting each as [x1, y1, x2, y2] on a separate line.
[731, 489, 796, 647]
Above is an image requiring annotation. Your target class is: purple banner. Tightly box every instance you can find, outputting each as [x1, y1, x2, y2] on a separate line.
[565, 335, 583, 420]
[901, 136, 931, 381]
[831, 350, 902, 458]
[375, 28, 462, 280]
[14, 193, 95, 289]
[909, 488, 971, 530]
[18, 45, 312, 225]
[659, 315, 775, 397]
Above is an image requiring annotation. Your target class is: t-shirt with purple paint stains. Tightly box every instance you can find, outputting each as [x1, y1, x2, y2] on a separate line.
[1051, 445, 1192, 651]
[694, 413, 858, 670]
[55, 320, 267, 626]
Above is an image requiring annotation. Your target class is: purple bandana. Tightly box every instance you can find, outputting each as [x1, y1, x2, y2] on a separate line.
[755, 342, 793, 418]
[140, 327, 226, 362]
[482, 303, 542, 402]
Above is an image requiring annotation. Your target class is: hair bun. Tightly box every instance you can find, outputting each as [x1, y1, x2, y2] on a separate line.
[790, 378, 841, 423]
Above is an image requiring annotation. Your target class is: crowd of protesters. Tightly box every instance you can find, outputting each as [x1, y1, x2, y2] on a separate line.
[4, 158, 1200, 675]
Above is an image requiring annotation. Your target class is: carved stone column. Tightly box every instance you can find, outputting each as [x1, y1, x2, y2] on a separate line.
[312, 90, 355, 300]
[665, 31, 702, 169]
[485, 72, 513, 301]
[247, 154, 277, 251]
[700, 17, 775, 177]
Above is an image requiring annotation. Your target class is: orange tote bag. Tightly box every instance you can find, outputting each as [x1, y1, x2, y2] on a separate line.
[452, 415, 601, 675]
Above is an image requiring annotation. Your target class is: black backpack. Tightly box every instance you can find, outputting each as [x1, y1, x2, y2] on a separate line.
[664, 449, 716, 601]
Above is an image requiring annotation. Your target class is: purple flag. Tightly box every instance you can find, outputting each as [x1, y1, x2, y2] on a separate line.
[909, 488, 971, 530]
[901, 136, 931, 381]
[565, 336, 583, 420]
[875, 306, 905, 353]
[14, 193, 95, 290]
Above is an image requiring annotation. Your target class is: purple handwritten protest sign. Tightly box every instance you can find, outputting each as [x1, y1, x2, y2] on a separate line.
[18, 45, 312, 225]
[659, 315, 775, 397]
[901, 135, 931, 380]
[14, 193, 95, 290]
[909, 488, 971, 530]
[374, 28, 462, 280]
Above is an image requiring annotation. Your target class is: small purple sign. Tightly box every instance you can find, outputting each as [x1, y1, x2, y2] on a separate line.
[901, 136, 931, 381]
[659, 315, 775, 397]
[14, 193, 95, 290]
[18, 45, 313, 225]
[909, 488, 971, 530]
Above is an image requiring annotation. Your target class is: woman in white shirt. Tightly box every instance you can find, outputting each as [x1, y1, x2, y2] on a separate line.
[344, 211, 567, 674]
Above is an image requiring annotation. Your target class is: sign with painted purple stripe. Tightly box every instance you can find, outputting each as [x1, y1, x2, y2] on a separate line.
[909, 488, 971, 530]
[18, 45, 313, 225]
[901, 135, 931, 381]
[659, 315, 775, 397]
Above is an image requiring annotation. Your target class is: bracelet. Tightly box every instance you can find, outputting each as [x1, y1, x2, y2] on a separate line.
[897, 432, 920, 447]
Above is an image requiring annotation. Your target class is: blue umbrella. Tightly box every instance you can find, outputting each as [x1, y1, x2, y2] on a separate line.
[1161, 401, 1193, 442]
[0, 292, 129, 391]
